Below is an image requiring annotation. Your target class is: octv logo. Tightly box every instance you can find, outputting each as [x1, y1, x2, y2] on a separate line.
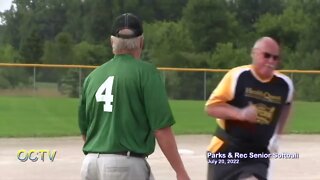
[17, 149, 57, 162]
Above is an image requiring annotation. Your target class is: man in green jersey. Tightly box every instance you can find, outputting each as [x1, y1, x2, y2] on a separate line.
[78, 13, 190, 180]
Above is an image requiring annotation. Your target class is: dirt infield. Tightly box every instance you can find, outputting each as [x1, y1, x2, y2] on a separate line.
[1, 135, 319, 180]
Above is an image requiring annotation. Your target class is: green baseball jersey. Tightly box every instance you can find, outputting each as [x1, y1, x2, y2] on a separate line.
[78, 54, 175, 155]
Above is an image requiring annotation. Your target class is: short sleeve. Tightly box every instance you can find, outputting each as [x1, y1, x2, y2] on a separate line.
[205, 69, 237, 107]
[142, 67, 175, 131]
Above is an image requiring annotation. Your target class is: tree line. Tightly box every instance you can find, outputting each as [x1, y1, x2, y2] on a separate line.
[0, 0, 319, 100]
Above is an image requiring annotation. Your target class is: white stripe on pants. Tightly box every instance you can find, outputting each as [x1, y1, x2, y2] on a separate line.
[81, 153, 154, 180]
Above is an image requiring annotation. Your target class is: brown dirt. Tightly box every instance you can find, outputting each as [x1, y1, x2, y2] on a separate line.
[1, 135, 319, 180]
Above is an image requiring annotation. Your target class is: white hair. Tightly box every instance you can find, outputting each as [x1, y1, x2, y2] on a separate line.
[110, 35, 143, 52]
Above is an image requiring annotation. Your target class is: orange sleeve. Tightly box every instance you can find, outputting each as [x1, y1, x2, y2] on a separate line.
[205, 70, 236, 107]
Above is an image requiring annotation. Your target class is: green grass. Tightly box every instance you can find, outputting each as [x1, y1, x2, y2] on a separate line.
[0, 96, 319, 137]
[288, 101, 320, 133]
[0, 96, 78, 137]
[170, 100, 216, 134]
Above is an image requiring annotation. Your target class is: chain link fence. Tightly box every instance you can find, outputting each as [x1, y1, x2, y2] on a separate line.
[0, 63, 320, 101]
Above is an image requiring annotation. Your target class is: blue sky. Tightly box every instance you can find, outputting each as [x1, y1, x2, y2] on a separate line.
[0, 0, 13, 12]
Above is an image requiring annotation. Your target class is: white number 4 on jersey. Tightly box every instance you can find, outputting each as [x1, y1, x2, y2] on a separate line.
[95, 76, 114, 112]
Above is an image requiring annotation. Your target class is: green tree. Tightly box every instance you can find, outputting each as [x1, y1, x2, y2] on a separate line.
[152, 0, 188, 21]
[144, 21, 194, 67]
[63, 0, 84, 42]
[0, 44, 20, 63]
[210, 42, 249, 69]
[144, 21, 211, 99]
[0, 45, 29, 89]
[73, 41, 112, 65]
[42, 32, 75, 65]
[255, 7, 309, 51]
[82, 0, 113, 43]
[0, 6, 23, 49]
[293, 0, 320, 54]
[228, 0, 285, 28]
[1, 0, 71, 64]
[19, 30, 44, 64]
[182, 0, 239, 52]
[0, 24, 4, 43]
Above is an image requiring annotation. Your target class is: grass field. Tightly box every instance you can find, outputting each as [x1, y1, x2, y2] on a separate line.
[0, 96, 319, 137]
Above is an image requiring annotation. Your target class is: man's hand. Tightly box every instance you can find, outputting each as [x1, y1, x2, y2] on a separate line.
[155, 127, 190, 180]
[239, 103, 257, 123]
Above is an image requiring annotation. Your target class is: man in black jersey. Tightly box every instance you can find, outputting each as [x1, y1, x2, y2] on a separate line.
[205, 37, 294, 180]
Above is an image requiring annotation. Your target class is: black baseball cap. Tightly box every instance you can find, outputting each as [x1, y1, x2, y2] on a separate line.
[111, 13, 143, 39]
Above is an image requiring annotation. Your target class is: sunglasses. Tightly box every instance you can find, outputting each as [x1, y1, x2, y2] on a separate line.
[262, 52, 279, 61]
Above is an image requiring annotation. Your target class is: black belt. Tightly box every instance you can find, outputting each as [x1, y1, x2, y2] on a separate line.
[104, 151, 146, 158]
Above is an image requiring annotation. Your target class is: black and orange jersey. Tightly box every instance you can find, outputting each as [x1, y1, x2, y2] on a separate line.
[206, 65, 294, 152]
